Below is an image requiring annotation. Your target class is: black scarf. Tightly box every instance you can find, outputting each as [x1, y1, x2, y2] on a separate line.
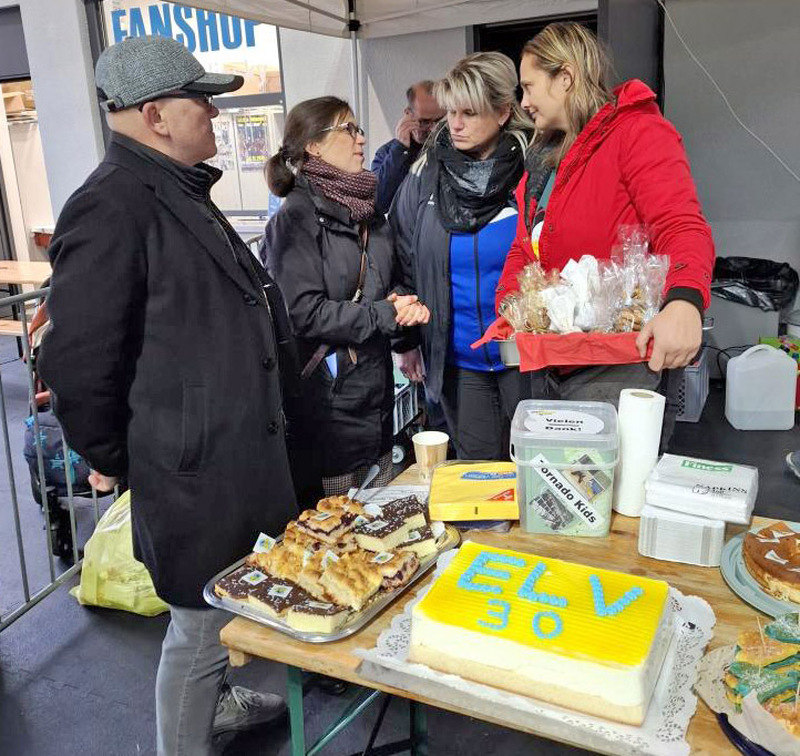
[434, 128, 525, 233]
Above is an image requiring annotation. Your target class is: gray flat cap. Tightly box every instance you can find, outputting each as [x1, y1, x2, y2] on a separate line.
[96, 35, 243, 112]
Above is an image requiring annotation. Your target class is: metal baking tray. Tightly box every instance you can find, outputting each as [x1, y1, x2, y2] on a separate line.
[203, 525, 461, 643]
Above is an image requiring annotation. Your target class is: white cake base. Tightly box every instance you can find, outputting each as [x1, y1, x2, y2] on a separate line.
[408, 601, 675, 725]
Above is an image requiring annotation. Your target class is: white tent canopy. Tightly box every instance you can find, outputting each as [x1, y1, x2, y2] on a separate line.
[191, 0, 595, 39]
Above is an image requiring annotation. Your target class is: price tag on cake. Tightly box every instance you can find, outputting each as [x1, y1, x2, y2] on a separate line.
[322, 550, 340, 569]
[371, 552, 395, 565]
[312, 511, 333, 522]
[241, 570, 268, 586]
[252, 532, 276, 554]
[268, 584, 293, 599]
[362, 519, 388, 532]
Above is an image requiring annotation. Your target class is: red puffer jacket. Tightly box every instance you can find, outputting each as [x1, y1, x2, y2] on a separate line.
[495, 80, 715, 312]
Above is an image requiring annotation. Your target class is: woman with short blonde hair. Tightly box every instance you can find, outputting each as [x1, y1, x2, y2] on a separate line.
[391, 52, 535, 460]
[496, 22, 715, 446]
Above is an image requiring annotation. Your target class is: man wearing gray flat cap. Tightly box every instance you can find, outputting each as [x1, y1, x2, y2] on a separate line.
[39, 35, 298, 755]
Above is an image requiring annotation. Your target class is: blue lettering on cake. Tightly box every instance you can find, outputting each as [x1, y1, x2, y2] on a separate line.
[590, 575, 643, 617]
[457, 551, 526, 595]
[478, 599, 511, 631]
[532, 611, 563, 639]
[517, 562, 568, 608]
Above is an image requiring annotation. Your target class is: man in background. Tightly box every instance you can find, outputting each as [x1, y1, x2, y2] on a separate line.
[371, 80, 444, 214]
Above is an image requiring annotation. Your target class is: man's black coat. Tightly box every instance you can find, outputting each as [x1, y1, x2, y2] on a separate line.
[39, 136, 297, 607]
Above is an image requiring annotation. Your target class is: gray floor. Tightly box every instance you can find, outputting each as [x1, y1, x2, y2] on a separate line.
[1, 336, 798, 756]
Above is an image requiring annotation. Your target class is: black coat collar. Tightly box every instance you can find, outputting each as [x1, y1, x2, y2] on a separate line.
[104, 138, 257, 297]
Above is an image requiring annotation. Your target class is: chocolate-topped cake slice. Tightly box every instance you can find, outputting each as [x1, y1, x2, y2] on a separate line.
[214, 566, 263, 601]
[247, 577, 308, 618]
[295, 508, 358, 544]
[399, 525, 438, 558]
[381, 496, 427, 530]
[286, 599, 350, 633]
[354, 516, 411, 552]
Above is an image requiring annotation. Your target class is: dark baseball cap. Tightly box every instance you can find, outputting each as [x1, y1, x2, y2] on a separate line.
[96, 35, 244, 112]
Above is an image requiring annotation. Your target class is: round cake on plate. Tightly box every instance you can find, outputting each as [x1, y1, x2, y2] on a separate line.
[742, 521, 800, 603]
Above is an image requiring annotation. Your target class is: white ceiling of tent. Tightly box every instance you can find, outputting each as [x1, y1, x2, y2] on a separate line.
[191, 0, 596, 38]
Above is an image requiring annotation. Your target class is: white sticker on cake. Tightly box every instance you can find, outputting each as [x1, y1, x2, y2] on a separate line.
[253, 532, 276, 554]
[305, 601, 334, 610]
[312, 511, 333, 522]
[757, 530, 797, 544]
[353, 515, 370, 527]
[322, 550, 340, 568]
[371, 552, 394, 564]
[430, 521, 446, 539]
[302, 548, 314, 567]
[524, 410, 604, 436]
[363, 519, 388, 532]
[405, 530, 422, 543]
[268, 584, 293, 599]
[363, 503, 383, 518]
[530, 454, 603, 528]
[764, 549, 790, 565]
[242, 570, 268, 586]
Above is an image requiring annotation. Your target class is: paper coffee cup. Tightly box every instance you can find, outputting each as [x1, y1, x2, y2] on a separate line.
[412, 431, 449, 482]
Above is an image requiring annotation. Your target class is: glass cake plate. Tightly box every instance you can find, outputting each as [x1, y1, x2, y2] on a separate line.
[203, 525, 461, 643]
[720, 520, 800, 618]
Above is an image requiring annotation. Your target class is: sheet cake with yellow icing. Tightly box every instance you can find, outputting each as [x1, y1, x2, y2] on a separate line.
[408, 541, 674, 725]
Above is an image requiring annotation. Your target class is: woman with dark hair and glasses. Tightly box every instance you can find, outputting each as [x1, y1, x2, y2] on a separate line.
[263, 97, 429, 502]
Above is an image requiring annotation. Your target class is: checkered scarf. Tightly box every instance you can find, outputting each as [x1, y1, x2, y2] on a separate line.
[302, 156, 377, 222]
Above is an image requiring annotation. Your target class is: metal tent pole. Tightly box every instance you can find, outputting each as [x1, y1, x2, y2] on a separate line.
[348, 0, 361, 119]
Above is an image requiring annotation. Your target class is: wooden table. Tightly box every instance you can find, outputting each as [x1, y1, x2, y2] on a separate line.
[220, 467, 760, 755]
[0, 260, 51, 287]
[0, 260, 50, 338]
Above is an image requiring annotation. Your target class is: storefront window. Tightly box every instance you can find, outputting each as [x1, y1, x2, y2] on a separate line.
[0, 82, 55, 263]
[99, 1, 284, 227]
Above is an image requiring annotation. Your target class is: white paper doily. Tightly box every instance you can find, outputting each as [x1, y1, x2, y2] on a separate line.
[355, 549, 716, 756]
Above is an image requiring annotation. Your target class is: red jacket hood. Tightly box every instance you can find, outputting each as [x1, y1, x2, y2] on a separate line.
[613, 79, 658, 110]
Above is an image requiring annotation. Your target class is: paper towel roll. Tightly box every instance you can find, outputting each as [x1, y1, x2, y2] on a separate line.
[613, 389, 665, 517]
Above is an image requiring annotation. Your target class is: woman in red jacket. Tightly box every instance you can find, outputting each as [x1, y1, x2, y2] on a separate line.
[496, 22, 714, 432]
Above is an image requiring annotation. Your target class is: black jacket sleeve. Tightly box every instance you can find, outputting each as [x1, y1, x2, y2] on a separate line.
[37, 183, 147, 477]
[371, 140, 418, 216]
[388, 168, 426, 354]
[265, 205, 398, 346]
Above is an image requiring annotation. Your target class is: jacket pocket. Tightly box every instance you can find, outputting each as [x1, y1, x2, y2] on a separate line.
[176, 382, 206, 474]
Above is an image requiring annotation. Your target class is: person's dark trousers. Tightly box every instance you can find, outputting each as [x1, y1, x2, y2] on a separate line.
[439, 366, 529, 460]
[527, 363, 684, 452]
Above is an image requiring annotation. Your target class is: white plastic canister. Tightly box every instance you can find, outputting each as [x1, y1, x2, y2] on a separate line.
[725, 345, 796, 430]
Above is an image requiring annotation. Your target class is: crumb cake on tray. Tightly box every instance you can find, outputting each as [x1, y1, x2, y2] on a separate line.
[210, 492, 456, 639]
[408, 541, 675, 725]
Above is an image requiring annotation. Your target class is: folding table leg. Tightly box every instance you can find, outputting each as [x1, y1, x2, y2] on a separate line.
[287, 665, 306, 756]
[410, 700, 428, 756]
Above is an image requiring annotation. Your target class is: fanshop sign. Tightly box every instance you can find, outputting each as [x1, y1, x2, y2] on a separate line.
[109, 2, 260, 53]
